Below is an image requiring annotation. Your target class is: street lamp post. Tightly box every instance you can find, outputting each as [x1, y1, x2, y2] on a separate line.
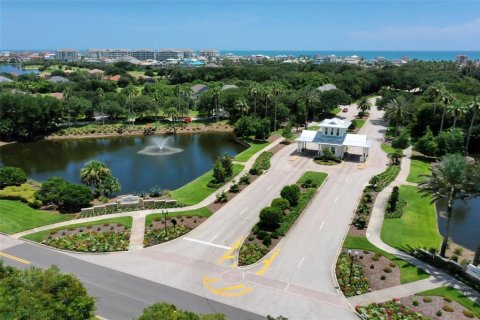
[163, 209, 168, 239]
[347, 249, 359, 285]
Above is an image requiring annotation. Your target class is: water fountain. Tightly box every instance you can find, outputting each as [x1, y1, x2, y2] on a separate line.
[138, 136, 183, 156]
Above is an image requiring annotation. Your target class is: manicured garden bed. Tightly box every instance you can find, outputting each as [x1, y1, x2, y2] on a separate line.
[43, 229, 130, 252]
[238, 171, 327, 266]
[170, 163, 244, 205]
[406, 157, 432, 184]
[336, 252, 370, 297]
[144, 225, 192, 247]
[249, 151, 273, 175]
[145, 207, 212, 226]
[381, 186, 442, 253]
[356, 300, 428, 320]
[0, 200, 75, 234]
[417, 287, 480, 318]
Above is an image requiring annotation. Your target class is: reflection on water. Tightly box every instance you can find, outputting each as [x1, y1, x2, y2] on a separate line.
[0, 133, 245, 194]
[436, 198, 480, 251]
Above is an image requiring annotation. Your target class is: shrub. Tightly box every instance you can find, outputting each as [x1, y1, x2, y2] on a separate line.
[412, 300, 419, 306]
[463, 310, 475, 318]
[229, 181, 240, 193]
[0, 183, 41, 207]
[251, 152, 273, 174]
[256, 230, 267, 240]
[248, 236, 254, 241]
[239, 174, 250, 185]
[436, 310, 442, 316]
[383, 267, 392, 273]
[423, 297, 432, 303]
[453, 247, 463, 256]
[0, 166, 28, 188]
[215, 191, 228, 203]
[301, 179, 317, 188]
[271, 198, 290, 211]
[262, 235, 272, 247]
[380, 275, 386, 280]
[442, 305, 454, 312]
[259, 206, 283, 230]
[370, 264, 374, 269]
[450, 255, 458, 262]
[280, 184, 300, 206]
[353, 216, 367, 229]
[443, 297, 452, 303]
[389, 262, 396, 268]
[392, 130, 410, 149]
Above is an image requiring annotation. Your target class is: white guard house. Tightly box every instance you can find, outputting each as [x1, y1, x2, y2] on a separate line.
[295, 118, 372, 162]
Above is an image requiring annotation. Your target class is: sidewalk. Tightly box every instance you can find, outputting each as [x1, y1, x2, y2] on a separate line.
[350, 147, 480, 306]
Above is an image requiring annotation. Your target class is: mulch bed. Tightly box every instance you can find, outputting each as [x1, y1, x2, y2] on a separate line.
[400, 295, 475, 320]
[269, 142, 287, 155]
[48, 223, 126, 239]
[207, 175, 259, 213]
[348, 189, 380, 237]
[358, 250, 401, 290]
[146, 216, 207, 230]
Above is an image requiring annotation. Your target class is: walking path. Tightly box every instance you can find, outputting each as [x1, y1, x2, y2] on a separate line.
[348, 147, 480, 307]
[11, 137, 286, 251]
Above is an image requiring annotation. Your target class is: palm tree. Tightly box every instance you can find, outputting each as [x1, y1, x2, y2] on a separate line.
[357, 97, 371, 117]
[62, 87, 74, 128]
[151, 92, 162, 129]
[123, 85, 138, 127]
[300, 87, 318, 130]
[248, 83, 260, 118]
[446, 101, 468, 128]
[271, 83, 284, 131]
[466, 96, 480, 153]
[419, 154, 480, 257]
[384, 96, 410, 136]
[438, 90, 455, 132]
[211, 86, 222, 122]
[234, 97, 249, 116]
[80, 160, 112, 197]
[261, 86, 272, 119]
[95, 88, 105, 125]
[388, 150, 402, 165]
[425, 82, 446, 117]
[164, 107, 178, 134]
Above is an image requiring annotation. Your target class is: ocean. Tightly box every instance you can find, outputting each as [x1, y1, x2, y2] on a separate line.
[223, 50, 480, 61]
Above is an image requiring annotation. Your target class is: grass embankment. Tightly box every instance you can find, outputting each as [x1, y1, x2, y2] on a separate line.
[170, 164, 244, 205]
[381, 186, 442, 252]
[145, 207, 212, 226]
[0, 200, 75, 234]
[234, 138, 271, 162]
[381, 143, 400, 155]
[343, 235, 429, 283]
[352, 119, 365, 130]
[406, 158, 432, 184]
[417, 287, 480, 318]
[22, 217, 133, 243]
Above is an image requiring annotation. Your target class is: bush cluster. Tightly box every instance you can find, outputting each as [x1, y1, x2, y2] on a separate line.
[0, 166, 28, 189]
[35, 177, 93, 213]
[367, 165, 401, 192]
[44, 230, 130, 252]
[0, 183, 41, 207]
[249, 151, 273, 176]
[385, 186, 407, 218]
[210, 154, 233, 186]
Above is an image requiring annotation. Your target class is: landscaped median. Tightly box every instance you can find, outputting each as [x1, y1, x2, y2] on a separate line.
[22, 217, 132, 252]
[238, 171, 327, 266]
[144, 207, 212, 247]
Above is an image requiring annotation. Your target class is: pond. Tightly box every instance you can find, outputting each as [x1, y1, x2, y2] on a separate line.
[437, 198, 480, 251]
[0, 64, 39, 75]
[0, 133, 245, 194]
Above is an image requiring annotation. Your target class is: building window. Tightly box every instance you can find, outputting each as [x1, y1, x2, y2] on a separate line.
[331, 147, 335, 154]
[330, 128, 334, 135]
[336, 128, 340, 136]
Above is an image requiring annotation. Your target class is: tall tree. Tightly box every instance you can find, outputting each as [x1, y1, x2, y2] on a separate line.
[261, 85, 273, 119]
[80, 160, 120, 197]
[357, 97, 371, 117]
[419, 154, 480, 257]
[438, 90, 455, 132]
[151, 92, 162, 128]
[234, 97, 249, 116]
[300, 87, 318, 130]
[62, 87, 74, 128]
[123, 84, 139, 126]
[425, 82, 446, 117]
[248, 83, 260, 118]
[272, 83, 284, 131]
[384, 96, 411, 136]
[164, 107, 178, 134]
[466, 96, 480, 153]
[211, 86, 222, 122]
[446, 101, 468, 128]
[95, 88, 105, 125]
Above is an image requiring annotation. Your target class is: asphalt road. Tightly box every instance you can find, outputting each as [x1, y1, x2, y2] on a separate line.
[0, 238, 263, 320]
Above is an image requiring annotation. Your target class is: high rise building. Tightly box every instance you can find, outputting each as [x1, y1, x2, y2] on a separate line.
[132, 49, 155, 61]
[55, 49, 80, 61]
[199, 49, 220, 59]
[156, 49, 184, 61]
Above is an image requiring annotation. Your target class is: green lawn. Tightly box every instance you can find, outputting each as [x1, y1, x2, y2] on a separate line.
[22, 216, 133, 243]
[417, 287, 480, 318]
[307, 125, 320, 131]
[332, 107, 342, 115]
[343, 235, 429, 283]
[381, 143, 400, 155]
[145, 207, 212, 226]
[352, 119, 365, 130]
[381, 185, 442, 252]
[406, 158, 432, 184]
[170, 164, 244, 205]
[0, 200, 75, 234]
[298, 171, 328, 186]
[234, 138, 271, 162]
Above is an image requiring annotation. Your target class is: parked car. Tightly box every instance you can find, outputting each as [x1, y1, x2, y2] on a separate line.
[342, 108, 349, 113]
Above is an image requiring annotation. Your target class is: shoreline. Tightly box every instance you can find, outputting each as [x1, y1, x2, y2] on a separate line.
[0, 123, 234, 145]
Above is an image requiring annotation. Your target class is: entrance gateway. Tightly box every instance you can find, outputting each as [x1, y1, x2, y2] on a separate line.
[295, 118, 372, 162]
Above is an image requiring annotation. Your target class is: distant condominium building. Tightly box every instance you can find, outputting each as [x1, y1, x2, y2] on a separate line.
[55, 49, 80, 61]
[456, 55, 469, 65]
[86, 49, 132, 60]
[199, 49, 220, 59]
[132, 49, 155, 61]
[155, 49, 184, 61]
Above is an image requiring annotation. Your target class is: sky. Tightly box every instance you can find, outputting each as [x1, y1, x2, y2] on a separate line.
[1, 0, 479, 51]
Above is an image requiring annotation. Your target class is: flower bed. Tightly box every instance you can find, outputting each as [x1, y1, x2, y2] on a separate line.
[238, 171, 327, 266]
[43, 230, 130, 252]
[356, 300, 428, 320]
[336, 252, 370, 297]
[144, 225, 191, 247]
[249, 151, 273, 175]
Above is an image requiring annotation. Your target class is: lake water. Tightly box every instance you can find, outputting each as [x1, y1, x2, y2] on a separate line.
[0, 64, 39, 75]
[0, 133, 245, 194]
[437, 198, 480, 251]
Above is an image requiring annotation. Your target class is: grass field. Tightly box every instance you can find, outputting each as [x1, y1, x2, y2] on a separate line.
[381, 143, 400, 155]
[234, 138, 271, 162]
[332, 107, 342, 115]
[418, 287, 480, 318]
[145, 207, 212, 226]
[407, 157, 432, 184]
[170, 164, 244, 205]
[0, 200, 75, 234]
[343, 235, 429, 283]
[381, 185, 442, 252]
[22, 216, 133, 243]
[352, 119, 365, 130]
[298, 171, 328, 186]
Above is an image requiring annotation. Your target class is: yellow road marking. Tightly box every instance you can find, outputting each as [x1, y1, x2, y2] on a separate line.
[217, 237, 242, 265]
[255, 249, 280, 275]
[203, 276, 253, 297]
[0, 252, 31, 265]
